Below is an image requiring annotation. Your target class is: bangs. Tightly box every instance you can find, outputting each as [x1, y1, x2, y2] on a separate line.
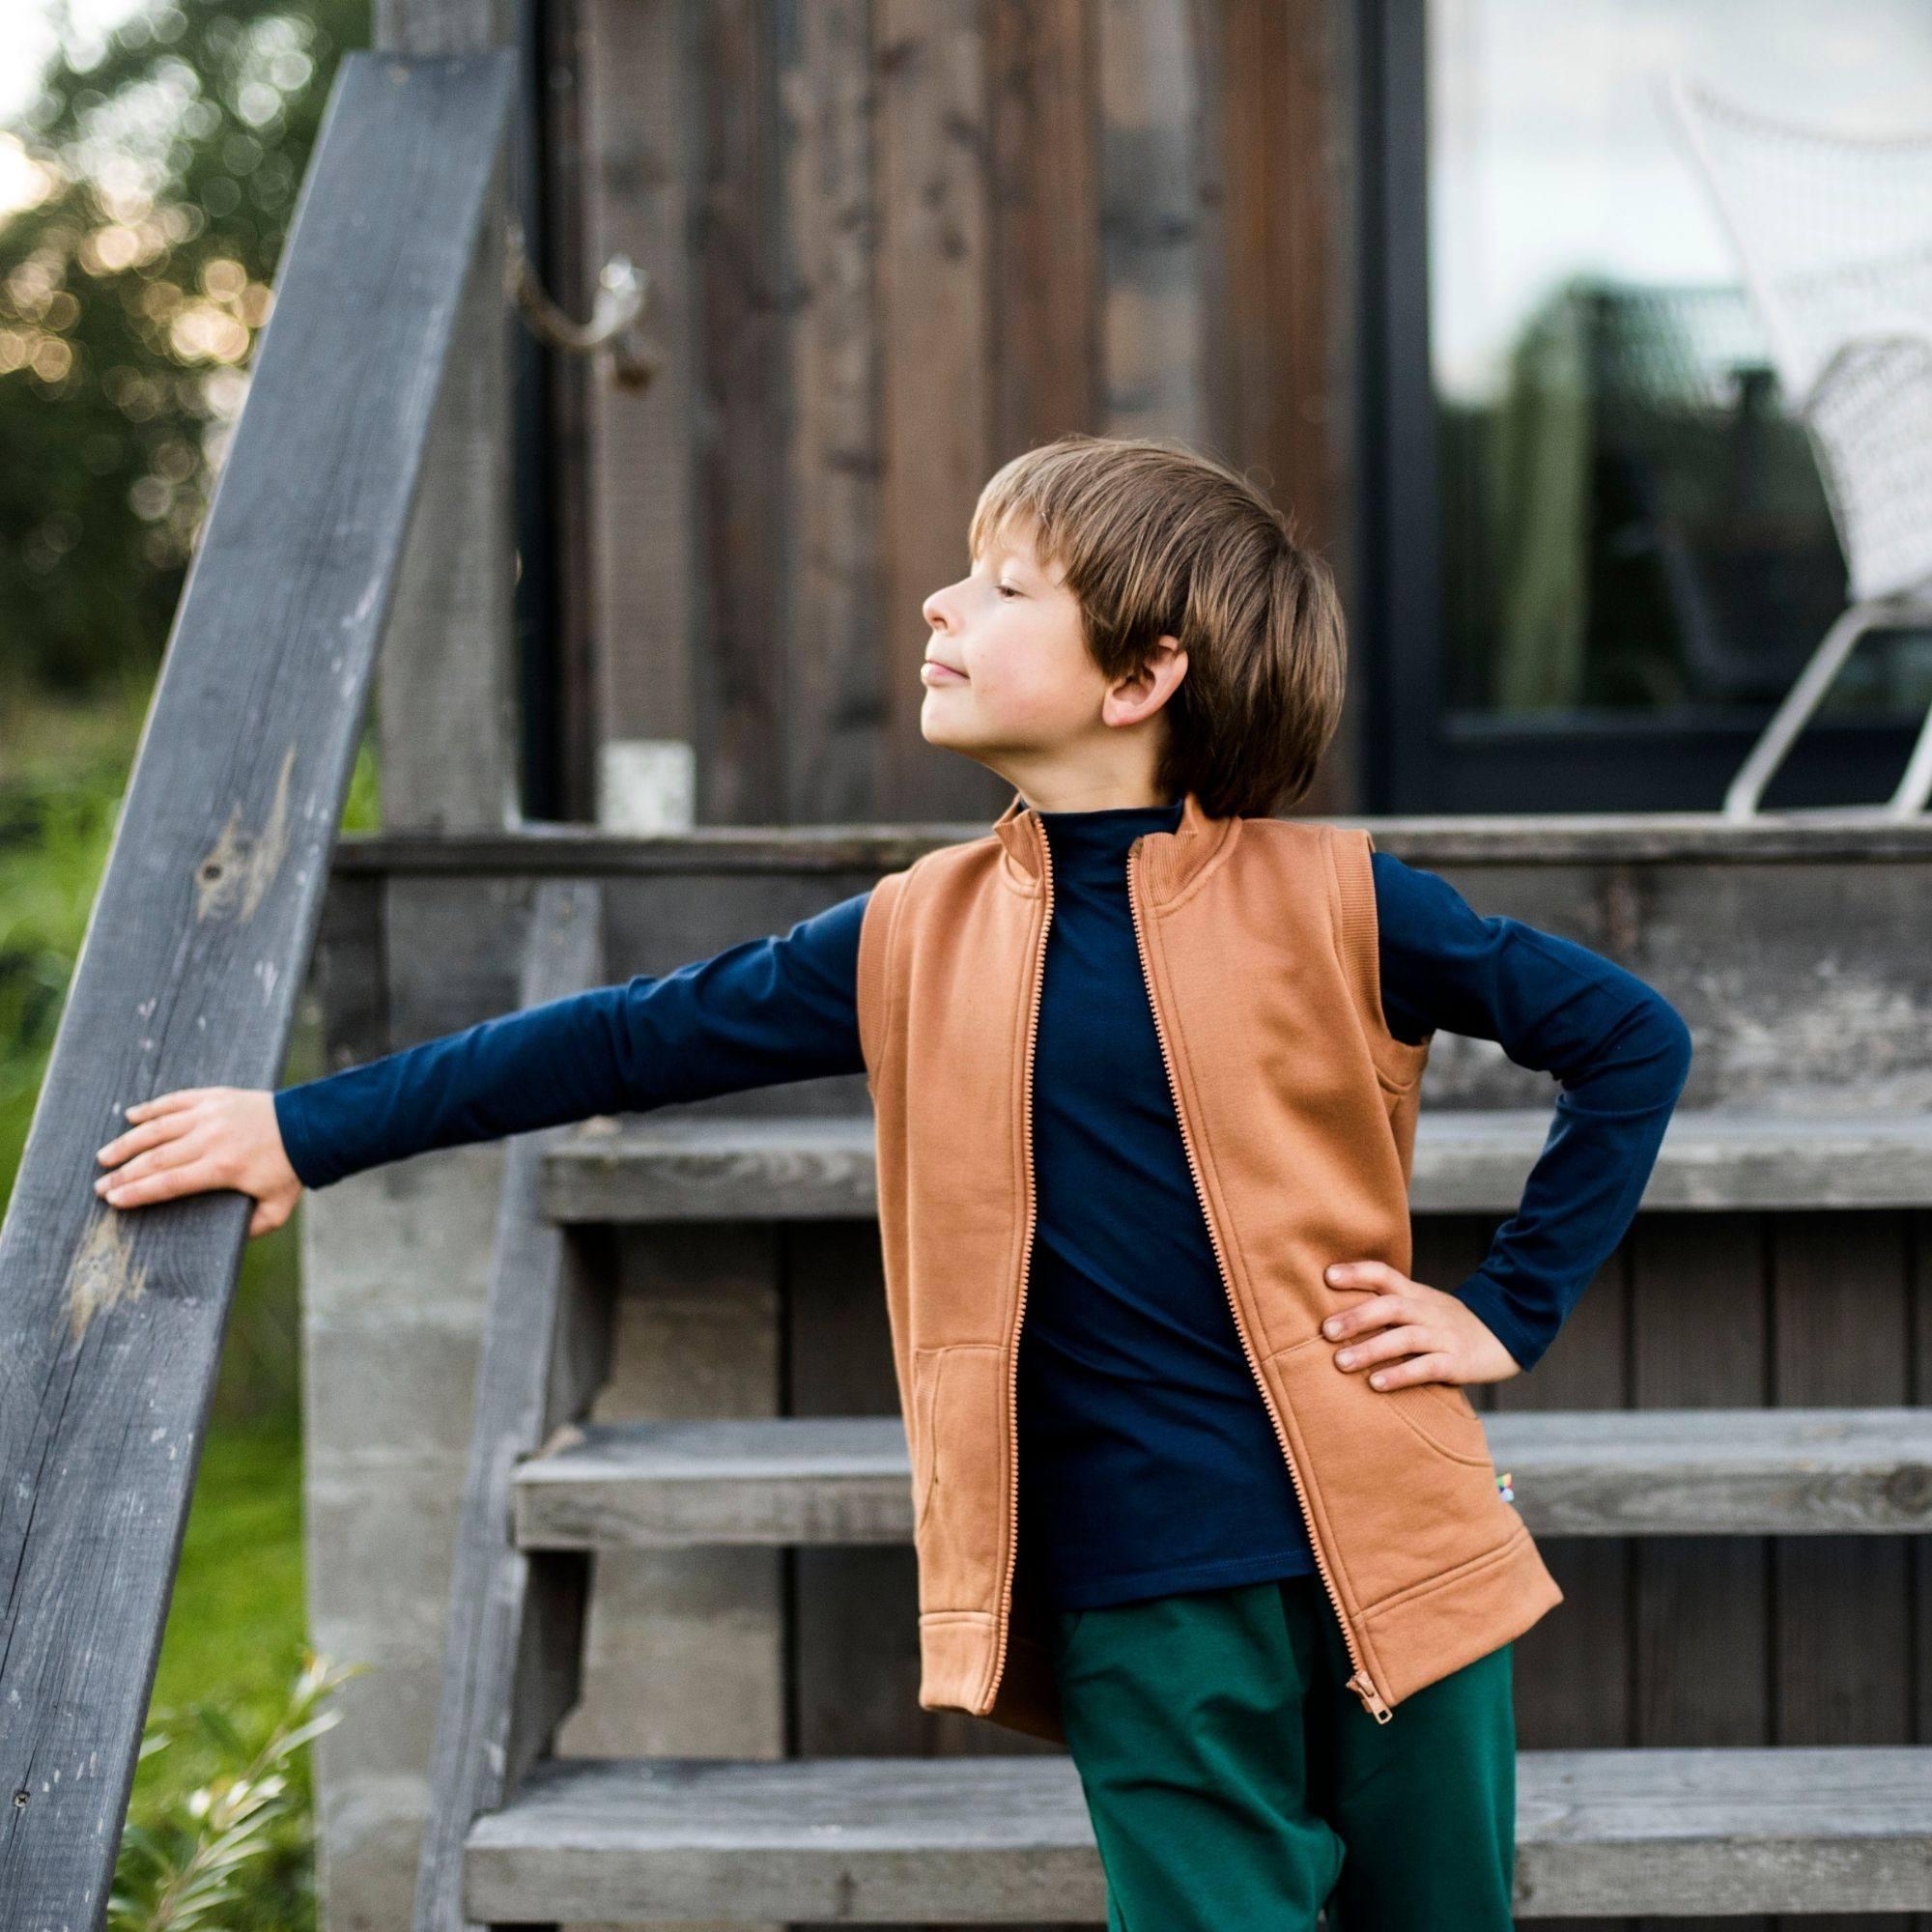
[965, 443, 1119, 582]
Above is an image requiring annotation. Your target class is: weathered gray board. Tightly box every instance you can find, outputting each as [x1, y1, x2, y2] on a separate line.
[533, 1108, 1932, 1221]
[512, 1406, 1932, 1548]
[0, 50, 515, 1928]
[412, 880, 613, 1932]
[460, 1746, 1932, 1921]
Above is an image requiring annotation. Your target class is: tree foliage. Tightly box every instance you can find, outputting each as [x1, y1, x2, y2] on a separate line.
[0, 0, 369, 698]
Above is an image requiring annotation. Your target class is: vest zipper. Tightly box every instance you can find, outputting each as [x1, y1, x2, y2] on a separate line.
[1122, 835, 1394, 1726]
[984, 815, 1056, 1720]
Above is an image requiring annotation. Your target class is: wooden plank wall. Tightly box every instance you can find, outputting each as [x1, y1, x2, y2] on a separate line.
[560, 0, 1361, 829]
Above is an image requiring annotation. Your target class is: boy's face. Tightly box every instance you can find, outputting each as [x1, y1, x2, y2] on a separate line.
[919, 517, 1185, 800]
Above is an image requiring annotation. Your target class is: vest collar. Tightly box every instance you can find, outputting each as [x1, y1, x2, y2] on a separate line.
[991, 785, 1236, 902]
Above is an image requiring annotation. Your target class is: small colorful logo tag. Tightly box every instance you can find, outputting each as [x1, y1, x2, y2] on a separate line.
[1495, 1470, 1515, 1502]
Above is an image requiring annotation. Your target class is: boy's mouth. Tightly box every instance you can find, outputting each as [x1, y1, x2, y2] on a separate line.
[922, 659, 969, 683]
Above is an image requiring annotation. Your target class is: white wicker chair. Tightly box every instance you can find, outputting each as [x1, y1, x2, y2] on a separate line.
[1661, 71, 1932, 817]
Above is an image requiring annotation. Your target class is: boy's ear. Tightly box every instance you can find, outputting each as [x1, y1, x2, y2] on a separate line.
[1139, 634, 1189, 696]
[1104, 635, 1188, 727]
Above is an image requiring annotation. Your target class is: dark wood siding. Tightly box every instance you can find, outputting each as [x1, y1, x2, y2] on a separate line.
[554, 0, 1360, 826]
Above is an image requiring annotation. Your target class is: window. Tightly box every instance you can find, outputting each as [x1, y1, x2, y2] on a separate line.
[1363, 0, 1932, 809]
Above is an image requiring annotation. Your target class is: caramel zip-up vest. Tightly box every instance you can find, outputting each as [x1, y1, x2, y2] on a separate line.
[854, 786, 1563, 1744]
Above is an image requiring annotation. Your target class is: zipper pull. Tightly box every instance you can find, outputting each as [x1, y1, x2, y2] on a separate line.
[1348, 1667, 1393, 1723]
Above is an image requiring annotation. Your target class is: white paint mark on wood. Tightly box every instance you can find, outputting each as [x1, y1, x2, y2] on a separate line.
[195, 741, 297, 923]
[65, 1208, 153, 1343]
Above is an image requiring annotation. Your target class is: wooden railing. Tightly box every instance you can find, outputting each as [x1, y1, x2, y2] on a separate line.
[0, 49, 517, 1927]
[409, 879, 614, 1932]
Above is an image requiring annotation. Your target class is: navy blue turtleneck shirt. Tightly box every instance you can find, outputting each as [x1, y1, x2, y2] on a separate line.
[275, 802, 1691, 1611]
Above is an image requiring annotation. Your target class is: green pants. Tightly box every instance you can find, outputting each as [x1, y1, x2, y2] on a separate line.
[1049, 1574, 1516, 1931]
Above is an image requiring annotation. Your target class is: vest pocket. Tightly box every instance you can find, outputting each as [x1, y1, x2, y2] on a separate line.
[1289, 1331, 1492, 1464]
[1264, 1330, 1516, 1615]
[1385, 1375, 1494, 1466]
[910, 1346, 946, 1528]
[908, 1342, 1009, 1614]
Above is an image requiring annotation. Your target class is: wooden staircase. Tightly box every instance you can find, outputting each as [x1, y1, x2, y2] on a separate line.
[410, 880, 1932, 1928]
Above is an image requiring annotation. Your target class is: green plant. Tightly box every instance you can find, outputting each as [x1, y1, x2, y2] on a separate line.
[110, 1650, 360, 1932]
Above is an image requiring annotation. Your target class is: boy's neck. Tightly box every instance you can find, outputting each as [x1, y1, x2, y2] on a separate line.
[1008, 776, 1178, 814]
[1037, 797, 1183, 819]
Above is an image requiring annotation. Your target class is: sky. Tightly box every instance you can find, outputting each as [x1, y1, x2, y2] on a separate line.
[0, 0, 149, 213]
[3, 0, 149, 124]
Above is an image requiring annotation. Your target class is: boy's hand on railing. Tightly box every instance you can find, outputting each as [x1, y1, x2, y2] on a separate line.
[93, 1088, 303, 1239]
[1319, 1259, 1522, 1389]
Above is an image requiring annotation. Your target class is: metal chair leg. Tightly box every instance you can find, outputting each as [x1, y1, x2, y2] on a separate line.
[1887, 679, 1932, 815]
[1723, 597, 1931, 817]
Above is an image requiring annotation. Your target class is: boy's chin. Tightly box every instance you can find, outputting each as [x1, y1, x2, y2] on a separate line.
[918, 718, 1012, 780]
[918, 711, 976, 752]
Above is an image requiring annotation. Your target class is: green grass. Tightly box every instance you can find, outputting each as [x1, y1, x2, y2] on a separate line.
[123, 1422, 320, 1931]
[149, 1422, 308, 1722]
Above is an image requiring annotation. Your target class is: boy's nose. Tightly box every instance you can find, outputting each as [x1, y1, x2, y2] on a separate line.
[922, 577, 969, 632]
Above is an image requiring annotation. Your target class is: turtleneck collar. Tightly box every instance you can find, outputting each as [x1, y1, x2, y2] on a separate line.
[1037, 797, 1184, 869]
[993, 786, 1240, 903]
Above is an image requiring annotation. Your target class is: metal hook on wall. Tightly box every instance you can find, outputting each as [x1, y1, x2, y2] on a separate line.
[505, 213, 661, 392]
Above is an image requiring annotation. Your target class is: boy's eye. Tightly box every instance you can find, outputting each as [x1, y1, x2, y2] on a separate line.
[996, 582, 1020, 598]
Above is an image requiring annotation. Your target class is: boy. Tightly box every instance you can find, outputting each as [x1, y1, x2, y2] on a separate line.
[94, 433, 1691, 1929]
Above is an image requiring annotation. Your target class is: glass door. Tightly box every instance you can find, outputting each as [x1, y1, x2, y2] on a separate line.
[1357, 0, 1932, 810]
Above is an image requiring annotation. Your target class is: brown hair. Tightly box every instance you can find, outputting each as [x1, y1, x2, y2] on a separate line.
[968, 432, 1347, 817]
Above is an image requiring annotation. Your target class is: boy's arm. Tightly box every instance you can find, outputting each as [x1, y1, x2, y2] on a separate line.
[274, 887, 871, 1189]
[1371, 850, 1693, 1375]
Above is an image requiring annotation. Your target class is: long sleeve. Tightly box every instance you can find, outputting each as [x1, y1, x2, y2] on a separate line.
[274, 888, 871, 1189]
[1371, 849, 1693, 1374]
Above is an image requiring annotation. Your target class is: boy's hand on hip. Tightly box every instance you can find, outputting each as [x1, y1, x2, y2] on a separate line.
[92, 1087, 303, 1239]
[1320, 1260, 1522, 1389]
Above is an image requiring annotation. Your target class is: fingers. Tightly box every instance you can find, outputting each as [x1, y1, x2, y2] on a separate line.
[1320, 1268, 1411, 1345]
[122, 1090, 210, 1124]
[1324, 1259, 1400, 1293]
[1321, 1293, 1408, 1339]
[97, 1159, 225, 1209]
[1331, 1321, 1431, 1384]
[98, 1108, 201, 1170]
[1350, 1350, 1457, 1392]
[1320, 1262, 1447, 1390]
[95, 1144, 222, 1208]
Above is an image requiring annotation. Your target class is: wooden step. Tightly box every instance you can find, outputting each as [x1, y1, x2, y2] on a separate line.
[462, 1745, 1932, 1921]
[540, 1108, 1932, 1221]
[513, 1406, 1932, 1548]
